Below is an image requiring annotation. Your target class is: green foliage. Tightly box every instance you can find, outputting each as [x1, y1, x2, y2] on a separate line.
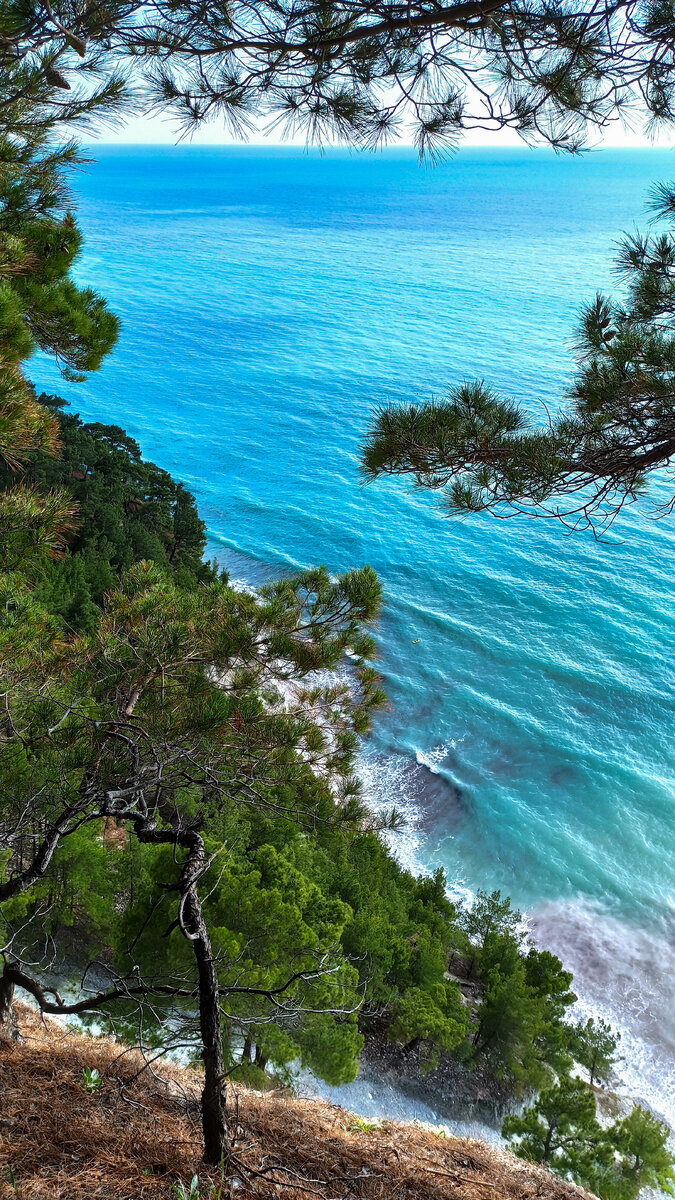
[504, 1085, 675, 1199]
[172, 1176, 200, 1200]
[0, 128, 120, 575]
[388, 983, 469, 1057]
[502, 1077, 610, 1179]
[0, 138, 119, 388]
[80, 1066, 102, 1093]
[606, 1106, 675, 1199]
[0, 484, 77, 571]
[457, 893, 577, 1091]
[344, 1116, 380, 1133]
[0, 546, 390, 1098]
[118, 838, 364, 1086]
[474, 934, 551, 1089]
[362, 183, 675, 532]
[458, 888, 523, 953]
[334, 849, 465, 1003]
[0, 397, 218, 628]
[568, 1017, 620, 1087]
[171, 1168, 228, 1200]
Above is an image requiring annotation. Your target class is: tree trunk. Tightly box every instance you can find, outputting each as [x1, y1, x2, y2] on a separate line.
[182, 839, 229, 1167]
[542, 1117, 557, 1164]
[196, 949, 228, 1167]
[121, 813, 231, 1166]
[0, 967, 19, 1043]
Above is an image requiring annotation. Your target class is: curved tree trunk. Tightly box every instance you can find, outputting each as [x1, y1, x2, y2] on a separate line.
[187, 891, 228, 1165]
[131, 816, 230, 1167]
[181, 837, 229, 1167]
[0, 967, 19, 1043]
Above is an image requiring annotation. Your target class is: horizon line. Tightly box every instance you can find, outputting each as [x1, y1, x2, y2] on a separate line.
[85, 139, 675, 151]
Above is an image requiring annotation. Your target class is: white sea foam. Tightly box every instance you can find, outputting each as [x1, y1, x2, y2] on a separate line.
[357, 747, 428, 868]
[529, 898, 675, 1132]
[415, 742, 454, 773]
[226, 575, 259, 597]
[296, 1062, 502, 1143]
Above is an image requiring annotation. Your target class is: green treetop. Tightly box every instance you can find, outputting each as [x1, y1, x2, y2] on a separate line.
[451, 890, 576, 1090]
[569, 1017, 621, 1088]
[1, 397, 218, 628]
[607, 1105, 675, 1199]
[504, 1084, 675, 1200]
[458, 887, 524, 954]
[387, 982, 469, 1062]
[503, 1077, 612, 1181]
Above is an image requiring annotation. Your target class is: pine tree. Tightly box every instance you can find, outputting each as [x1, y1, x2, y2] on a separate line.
[1, 399, 218, 627]
[0, 128, 121, 569]
[569, 1017, 620, 1088]
[168, 482, 209, 576]
[502, 1077, 612, 1181]
[362, 183, 675, 533]
[472, 932, 549, 1088]
[606, 1106, 675, 1199]
[387, 982, 469, 1057]
[8, 0, 675, 156]
[504, 1080, 675, 1198]
[471, 930, 576, 1089]
[0, 558, 386, 1162]
[458, 888, 523, 953]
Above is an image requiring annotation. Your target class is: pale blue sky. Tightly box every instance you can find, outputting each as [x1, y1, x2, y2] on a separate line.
[98, 108, 675, 150]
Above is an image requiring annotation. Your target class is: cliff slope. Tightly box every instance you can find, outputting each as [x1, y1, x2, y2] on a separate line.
[0, 1007, 594, 1200]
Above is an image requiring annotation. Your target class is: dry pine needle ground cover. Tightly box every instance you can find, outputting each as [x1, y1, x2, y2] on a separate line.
[0, 1006, 593, 1200]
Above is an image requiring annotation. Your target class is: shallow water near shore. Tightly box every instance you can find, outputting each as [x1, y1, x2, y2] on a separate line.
[33, 144, 675, 1129]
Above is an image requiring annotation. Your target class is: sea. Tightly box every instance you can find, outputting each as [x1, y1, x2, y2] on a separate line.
[33, 144, 675, 1133]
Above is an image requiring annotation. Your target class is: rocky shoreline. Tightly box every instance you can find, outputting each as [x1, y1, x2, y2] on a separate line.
[358, 1023, 513, 1129]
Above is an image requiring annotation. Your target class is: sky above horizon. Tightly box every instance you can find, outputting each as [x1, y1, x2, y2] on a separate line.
[95, 108, 675, 151]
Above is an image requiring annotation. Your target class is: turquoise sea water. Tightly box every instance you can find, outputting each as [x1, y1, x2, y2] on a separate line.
[35, 145, 675, 1123]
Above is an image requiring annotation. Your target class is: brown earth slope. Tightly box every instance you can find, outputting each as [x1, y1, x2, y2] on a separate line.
[0, 1006, 594, 1200]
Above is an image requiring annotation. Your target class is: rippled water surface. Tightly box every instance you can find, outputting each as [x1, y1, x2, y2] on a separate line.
[34, 145, 675, 1122]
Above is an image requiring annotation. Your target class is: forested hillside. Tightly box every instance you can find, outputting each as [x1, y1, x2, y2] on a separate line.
[0, 394, 217, 629]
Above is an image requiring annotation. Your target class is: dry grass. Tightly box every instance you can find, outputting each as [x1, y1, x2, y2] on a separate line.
[0, 1005, 594, 1200]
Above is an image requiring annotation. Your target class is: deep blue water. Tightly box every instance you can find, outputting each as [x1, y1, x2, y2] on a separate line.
[34, 145, 675, 1122]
